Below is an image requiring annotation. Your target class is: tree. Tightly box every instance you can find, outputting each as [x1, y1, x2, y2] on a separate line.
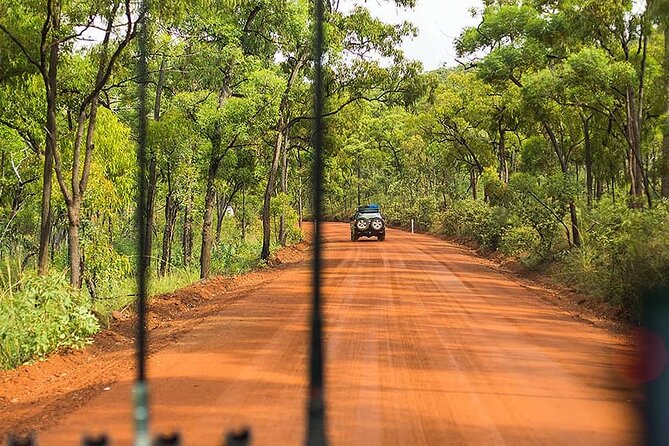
[0, 0, 65, 275]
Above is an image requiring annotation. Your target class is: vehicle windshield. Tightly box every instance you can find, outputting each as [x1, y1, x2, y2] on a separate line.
[357, 211, 382, 219]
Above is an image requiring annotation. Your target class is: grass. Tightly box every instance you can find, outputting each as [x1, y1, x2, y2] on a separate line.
[0, 219, 303, 370]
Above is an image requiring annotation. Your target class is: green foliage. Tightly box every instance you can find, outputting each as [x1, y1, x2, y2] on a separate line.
[438, 200, 491, 242]
[506, 173, 566, 257]
[499, 225, 541, 260]
[81, 219, 132, 301]
[482, 167, 509, 205]
[0, 272, 99, 369]
[2, 0, 669, 375]
[0, 0, 428, 368]
[321, 0, 669, 321]
[432, 199, 507, 251]
[559, 201, 669, 316]
[407, 195, 438, 231]
[271, 192, 303, 244]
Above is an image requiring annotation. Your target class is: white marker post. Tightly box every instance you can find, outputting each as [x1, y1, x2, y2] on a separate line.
[411, 219, 415, 234]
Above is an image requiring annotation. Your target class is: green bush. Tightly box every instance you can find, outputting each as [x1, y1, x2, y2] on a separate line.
[507, 174, 563, 258]
[480, 206, 510, 251]
[0, 272, 99, 370]
[500, 225, 541, 259]
[433, 199, 508, 251]
[270, 192, 304, 244]
[406, 195, 438, 231]
[559, 201, 669, 317]
[210, 217, 277, 275]
[81, 222, 132, 301]
[482, 167, 510, 206]
[435, 199, 490, 238]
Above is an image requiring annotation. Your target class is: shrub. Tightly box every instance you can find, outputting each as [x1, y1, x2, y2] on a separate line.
[211, 218, 263, 275]
[433, 199, 508, 251]
[0, 272, 99, 369]
[480, 206, 510, 251]
[270, 192, 304, 243]
[435, 199, 490, 238]
[559, 201, 669, 318]
[500, 225, 541, 259]
[407, 195, 439, 231]
[507, 173, 563, 258]
[482, 167, 510, 206]
[81, 224, 132, 302]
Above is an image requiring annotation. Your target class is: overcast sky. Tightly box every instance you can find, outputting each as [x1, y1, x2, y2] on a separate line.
[342, 0, 484, 71]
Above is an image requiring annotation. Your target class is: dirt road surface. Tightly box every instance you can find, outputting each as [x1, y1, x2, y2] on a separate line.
[1, 223, 641, 445]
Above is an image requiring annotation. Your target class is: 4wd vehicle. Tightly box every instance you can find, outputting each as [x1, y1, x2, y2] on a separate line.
[350, 204, 386, 241]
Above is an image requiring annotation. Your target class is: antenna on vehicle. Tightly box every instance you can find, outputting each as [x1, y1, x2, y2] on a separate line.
[305, 0, 328, 445]
[135, 0, 151, 443]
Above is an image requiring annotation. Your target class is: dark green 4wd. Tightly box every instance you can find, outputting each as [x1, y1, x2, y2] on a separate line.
[350, 204, 386, 241]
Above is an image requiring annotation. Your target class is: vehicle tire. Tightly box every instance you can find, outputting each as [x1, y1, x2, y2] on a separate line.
[378, 234, 385, 241]
[371, 218, 384, 231]
[355, 218, 370, 231]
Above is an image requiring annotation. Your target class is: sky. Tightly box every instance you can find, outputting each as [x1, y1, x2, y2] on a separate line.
[78, 1, 484, 70]
[344, 0, 484, 71]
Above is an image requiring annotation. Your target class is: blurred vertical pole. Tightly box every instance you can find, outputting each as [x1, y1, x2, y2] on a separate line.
[306, 0, 327, 445]
[643, 286, 669, 446]
[135, 0, 151, 445]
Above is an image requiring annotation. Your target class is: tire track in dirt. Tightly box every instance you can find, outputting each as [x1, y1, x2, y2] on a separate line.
[1, 224, 641, 445]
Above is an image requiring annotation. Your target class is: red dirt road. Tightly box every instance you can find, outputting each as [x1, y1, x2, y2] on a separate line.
[2, 223, 641, 444]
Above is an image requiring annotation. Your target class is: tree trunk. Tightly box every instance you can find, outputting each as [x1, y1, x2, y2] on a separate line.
[241, 187, 247, 241]
[583, 115, 594, 208]
[470, 169, 477, 200]
[260, 54, 306, 260]
[200, 156, 220, 279]
[596, 176, 603, 201]
[498, 120, 508, 183]
[67, 204, 82, 288]
[38, 1, 61, 276]
[661, 25, 669, 198]
[298, 150, 303, 229]
[279, 132, 289, 246]
[543, 122, 580, 247]
[182, 191, 193, 266]
[216, 192, 225, 243]
[568, 202, 580, 247]
[159, 181, 178, 277]
[627, 88, 643, 203]
[143, 56, 167, 273]
[38, 105, 55, 275]
[261, 127, 284, 260]
[625, 79, 651, 208]
[52, 95, 99, 288]
[144, 157, 157, 270]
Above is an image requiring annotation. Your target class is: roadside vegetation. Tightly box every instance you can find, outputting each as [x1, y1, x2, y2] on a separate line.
[0, 0, 422, 369]
[324, 1, 669, 320]
[1, 0, 668, 369]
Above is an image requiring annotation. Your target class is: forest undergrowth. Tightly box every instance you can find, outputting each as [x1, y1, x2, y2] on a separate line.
[0, 218, 300, 370]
